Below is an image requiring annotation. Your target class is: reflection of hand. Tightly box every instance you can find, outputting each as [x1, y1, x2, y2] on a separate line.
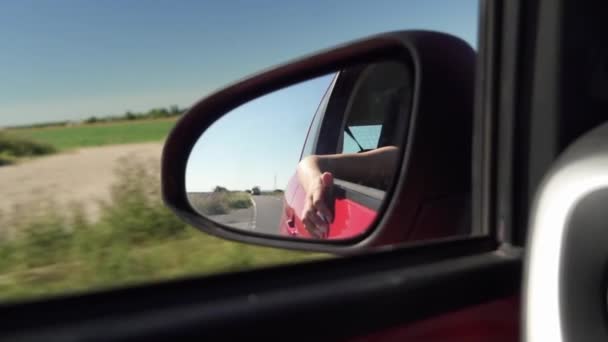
[301, 172, 334, 239]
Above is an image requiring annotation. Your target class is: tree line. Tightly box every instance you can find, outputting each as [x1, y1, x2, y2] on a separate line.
[7, 105, 189, 130]
[84, 105, 187, 124]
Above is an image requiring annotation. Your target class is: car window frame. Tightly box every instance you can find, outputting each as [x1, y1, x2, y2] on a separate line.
[299, 73, 339, 160]
[311, 66, 363, 156]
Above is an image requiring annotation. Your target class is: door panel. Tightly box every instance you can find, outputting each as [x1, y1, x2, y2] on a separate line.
[349, 296, 519, 342]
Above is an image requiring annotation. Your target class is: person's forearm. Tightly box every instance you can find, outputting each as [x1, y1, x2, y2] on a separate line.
[320, 146, 399, 184]
[297, 146, 399, 189]
[297, 155, 324, 193]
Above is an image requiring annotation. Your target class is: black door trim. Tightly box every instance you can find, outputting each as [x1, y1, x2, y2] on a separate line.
[334, 178, 385, 211]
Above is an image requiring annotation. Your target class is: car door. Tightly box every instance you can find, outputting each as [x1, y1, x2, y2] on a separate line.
[0, 1, 537, 341]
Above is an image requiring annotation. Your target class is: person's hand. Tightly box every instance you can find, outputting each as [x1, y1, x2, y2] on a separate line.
[301, 172, 334, 239]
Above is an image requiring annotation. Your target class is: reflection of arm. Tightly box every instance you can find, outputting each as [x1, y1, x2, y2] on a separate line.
[297, 146, 399, 193]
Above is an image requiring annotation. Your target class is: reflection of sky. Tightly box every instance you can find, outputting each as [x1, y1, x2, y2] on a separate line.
[186, 75, 334, 192]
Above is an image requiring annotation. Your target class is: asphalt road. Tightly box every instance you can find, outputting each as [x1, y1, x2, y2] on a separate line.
[208, 207, 255, 230]
[199, 194, 283, 234]
[251, 195, 284, 235]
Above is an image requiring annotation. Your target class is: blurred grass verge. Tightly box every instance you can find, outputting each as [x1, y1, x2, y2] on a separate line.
[0, 157, 327, 302]
[187, 191, 253, 216]
[0, 132, 57, 165]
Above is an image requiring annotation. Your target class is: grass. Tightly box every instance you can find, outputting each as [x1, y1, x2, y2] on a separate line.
[5, 118, 177, 150]
[0, 157, 327, 303]
[0, 132, 57, 165]
[188, 191, 253, 216]
[261, 190, 285, 196]
[0, 152, 17, 166]
[225, 192, 252, 209]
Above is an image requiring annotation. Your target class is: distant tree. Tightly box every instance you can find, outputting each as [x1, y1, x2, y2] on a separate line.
[79, 104, 188, 125]
[251, 186, 261, 195]
[169, 105, 181, 115]
[85, 116, 98, 124]
[147, 107, 170, 118]
[213, 186, 228, 193]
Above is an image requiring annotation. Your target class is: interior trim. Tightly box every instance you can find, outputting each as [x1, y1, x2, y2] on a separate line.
[334, 178, 386, 201]
[524, 122, 608, 342]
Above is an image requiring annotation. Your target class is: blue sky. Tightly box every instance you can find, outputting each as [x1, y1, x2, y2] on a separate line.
[186, 74, 335, 192]
[0, 0, 478, 126]
[1, 0, 479, 191]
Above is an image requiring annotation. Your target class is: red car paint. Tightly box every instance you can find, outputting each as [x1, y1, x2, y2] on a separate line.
[280, 172, 377, 239]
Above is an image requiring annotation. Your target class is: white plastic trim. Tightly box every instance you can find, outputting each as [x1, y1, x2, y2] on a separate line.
[525, 154, 608, 342]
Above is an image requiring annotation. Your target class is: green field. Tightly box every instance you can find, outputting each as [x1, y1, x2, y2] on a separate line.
[7, 119, 177, 150]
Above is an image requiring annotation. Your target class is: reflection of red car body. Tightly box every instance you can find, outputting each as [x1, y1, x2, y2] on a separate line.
[279, 174, 377, 239]
[277, 57, 472, 242]
[278, 70, 387, 240]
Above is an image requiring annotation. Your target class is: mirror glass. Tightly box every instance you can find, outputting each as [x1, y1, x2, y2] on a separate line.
[186, 60, 412, 240]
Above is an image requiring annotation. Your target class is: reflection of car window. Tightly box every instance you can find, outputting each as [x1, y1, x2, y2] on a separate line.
[342, 125, 382, 153]
[335, 61, 412, 191]
[339, 61, 412, 155]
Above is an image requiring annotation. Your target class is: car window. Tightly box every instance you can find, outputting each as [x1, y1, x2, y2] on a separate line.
[343, 125, 383, 153]
[0, 1, 479, 304]
[340, 61, 412, 155]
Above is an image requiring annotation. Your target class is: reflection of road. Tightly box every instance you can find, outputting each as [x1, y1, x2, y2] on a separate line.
[204, 195, 283, 234]
[251, 195, 283, 235]
[210, 207, 255, 230]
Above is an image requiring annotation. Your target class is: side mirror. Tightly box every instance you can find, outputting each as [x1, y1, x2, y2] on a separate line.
[162, 30, 475, 255]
